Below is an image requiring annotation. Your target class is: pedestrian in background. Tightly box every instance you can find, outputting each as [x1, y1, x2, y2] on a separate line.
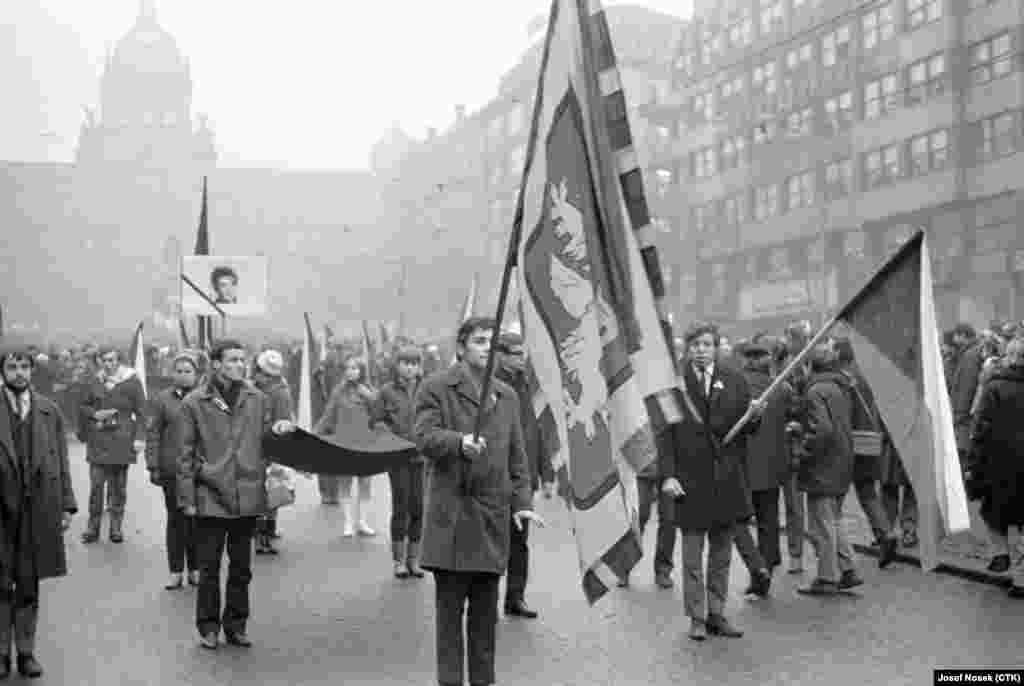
[79, 346, 146, 544]
[145, 351, 201, 590]
[251, 349, 295, 555]
[0, 346, 78, 679]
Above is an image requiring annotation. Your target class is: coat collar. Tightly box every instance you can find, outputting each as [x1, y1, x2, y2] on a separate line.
[197, 379, 257, 413]
[446, 362, 502, 409]
[0, 392, 52, 476]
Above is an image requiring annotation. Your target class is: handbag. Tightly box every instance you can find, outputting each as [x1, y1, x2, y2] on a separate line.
[265, 465, 296, 510]
[849, 384, 884, 459]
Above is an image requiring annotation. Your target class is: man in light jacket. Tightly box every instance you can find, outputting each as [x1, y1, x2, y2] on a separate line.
[179, 339, 295, 650]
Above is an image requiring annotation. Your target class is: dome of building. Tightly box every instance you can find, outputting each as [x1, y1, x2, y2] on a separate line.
[109, 1, 188, 78]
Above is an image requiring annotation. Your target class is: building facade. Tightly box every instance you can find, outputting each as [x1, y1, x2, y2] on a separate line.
[641, 0, 1024, 337]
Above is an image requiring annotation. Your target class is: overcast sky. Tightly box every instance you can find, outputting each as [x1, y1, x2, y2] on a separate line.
[6, 0, 692, 169]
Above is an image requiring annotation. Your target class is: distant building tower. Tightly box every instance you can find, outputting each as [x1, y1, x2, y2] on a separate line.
[75, 0, 216, 172]
[369, 123, 416, 178]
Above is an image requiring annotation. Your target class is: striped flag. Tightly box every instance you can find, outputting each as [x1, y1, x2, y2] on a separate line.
[512, 0, 681, 603]
[835, 230, 969, 571]
[298, 313, 319, 431]
[130, 321, 148, 400]
[452, 273, 479, 365]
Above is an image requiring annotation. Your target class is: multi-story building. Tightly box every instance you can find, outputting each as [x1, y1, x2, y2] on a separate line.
[381, 5, 684, 322]
[642, 0, 1024, 337]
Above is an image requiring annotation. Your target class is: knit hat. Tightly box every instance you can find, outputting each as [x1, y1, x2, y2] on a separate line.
[256, 349, 284, 377]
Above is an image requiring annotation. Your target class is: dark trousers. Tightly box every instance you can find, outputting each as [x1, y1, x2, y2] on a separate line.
[0, 574, 39, 657]
[505, 514, 528, 605]
[388, 463, 424, 543]
[87, 463, 128, 527]
[637, 477, 676, 575]
[735, 488, 782, 572]
[194, 516, 259, 636]
[161, 480, 197, 574]
[433, 570, 500, 686]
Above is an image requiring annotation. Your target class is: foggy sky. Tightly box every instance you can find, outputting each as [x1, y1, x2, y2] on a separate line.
[4, 0, 692, 170]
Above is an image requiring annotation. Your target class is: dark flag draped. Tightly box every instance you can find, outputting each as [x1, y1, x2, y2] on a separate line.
[264, 428, 417, 477]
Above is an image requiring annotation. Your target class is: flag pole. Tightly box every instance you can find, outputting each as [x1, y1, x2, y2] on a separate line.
[721, 229, 926, 446]
[473, 227, 521, 440]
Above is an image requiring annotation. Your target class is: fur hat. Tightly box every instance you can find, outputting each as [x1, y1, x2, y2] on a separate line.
[256, 349, 284, 377]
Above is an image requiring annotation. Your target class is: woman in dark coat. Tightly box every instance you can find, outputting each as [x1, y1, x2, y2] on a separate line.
[78, 347, 146, 543]
[969, 338, 1024, 596]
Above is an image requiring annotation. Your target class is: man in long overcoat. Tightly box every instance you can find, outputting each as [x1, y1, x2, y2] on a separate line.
[0, 346, 77, 678]
[414, 317, 542, 686]
[658, 322, 762, 641]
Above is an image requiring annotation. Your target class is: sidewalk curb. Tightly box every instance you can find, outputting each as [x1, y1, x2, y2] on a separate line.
[853, 543, 1011, 588]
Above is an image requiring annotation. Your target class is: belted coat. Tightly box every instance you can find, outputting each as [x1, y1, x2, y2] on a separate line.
[79, 366, 146, 466]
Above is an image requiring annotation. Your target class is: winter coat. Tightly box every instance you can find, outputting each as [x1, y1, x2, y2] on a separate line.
[657, 363, 755, 532]
[951, 343, 984, 454]
[79, 366, 147, 465]
[970, 364, 1024, 530]
[414, 363, 532, 574]
[252, 374, 295, 423]
[495, 367, 542, 490]
[0, 392, 78, 583]
[372, 378, 424, 463]
[842, 367, 892, 484]
[144, 387, 188, 481]
[314, 382, 378, 473]
[178, 380, 290, 518]
[742, 369, 793, 492]
[797, 371, 855, 497]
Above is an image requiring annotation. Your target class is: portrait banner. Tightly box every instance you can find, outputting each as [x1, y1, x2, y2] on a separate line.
[181, 256, 268, 317]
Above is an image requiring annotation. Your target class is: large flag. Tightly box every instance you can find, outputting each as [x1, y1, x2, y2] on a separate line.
[836, 231, 969, 571]
[298, 313, 319, 431]
[194, 177, 212, 348]
[130, 321, 148, 400]
[451, 273, 479, 365]
[512, 0, 680, 603]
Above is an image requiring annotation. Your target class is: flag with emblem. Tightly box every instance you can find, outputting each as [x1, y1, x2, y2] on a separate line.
[510, 0, 681, 604]
[834, 230, 969, 571]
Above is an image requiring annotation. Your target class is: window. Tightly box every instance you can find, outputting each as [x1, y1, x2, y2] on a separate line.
[786, 43, 814, 73]
[977, 111, 1018, 163]
[909, 129, 949, 176]
[652, 168, 674, 197]
[759, 0, 784, 37]
[692, 87, 714, 123]
[824, 158, 853, 201]
[693, 146, 716, 179]
[701, 28, 724, 64]
[862, 3, 895, 51]
[907, 0, 942, 30]
[864, 73, 899, 119]
[787, 171, 815, 210]
[863, 143, 902, 189]
[823, 91, 854, 134]
[822, 24, 852, 67]
[969, 33, 1014, 86]
[752, 61, 777, 95]
[754, 183, 779, 220]
[786, 107, 814, 138]
[676, 44, 698, 78]
[723, 192, 747, 227]
[693, 202, 717, 234]
[720, 134, 747, 171]
[753, 119, 777, 145]
[907, 53, 946, 106]
[727, 13, 753, 49]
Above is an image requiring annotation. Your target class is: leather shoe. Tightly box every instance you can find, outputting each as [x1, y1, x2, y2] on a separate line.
[199, 632, 218, 650]
[878, 536, 899, 569]
[838, 570, 864, 590]
[504, 599, 538, 619]
[224, 631, 252, 647]
[988, 554, 1011, 574]
[0, 655, 9, 680]
[164, 573, 184, 590]
[16, 654, 42, 678]
[687, 619, 707, 641]
[654, 571, 674, 589]
[706, 614, 743, 638]
[797, 578, 840, 596]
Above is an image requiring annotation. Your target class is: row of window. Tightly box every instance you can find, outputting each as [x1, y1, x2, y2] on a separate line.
[679, 0, 950, 79]
[687, 28, 1014, 127]
[688, 110, 1024, 231]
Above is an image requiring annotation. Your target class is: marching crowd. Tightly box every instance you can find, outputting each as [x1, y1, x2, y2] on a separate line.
[0, 313, 1022, 683]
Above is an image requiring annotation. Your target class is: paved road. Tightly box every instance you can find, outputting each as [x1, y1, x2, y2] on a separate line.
[30, 441, 1024, 685]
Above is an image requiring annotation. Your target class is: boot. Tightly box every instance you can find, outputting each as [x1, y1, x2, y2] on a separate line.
[109, 515, 124, 543]
[81, 515, 100, 543]
[392, 540, 409, 578]
[341, 501, 355, 537]
[406, 541, 425, 578]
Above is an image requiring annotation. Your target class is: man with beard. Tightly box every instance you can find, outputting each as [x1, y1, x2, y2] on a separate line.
[179, 340, 296, 650]
[0, 346, 78, 678]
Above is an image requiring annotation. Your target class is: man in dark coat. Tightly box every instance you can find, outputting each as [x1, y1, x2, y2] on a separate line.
[969, 337, 1024, 597]
[145, 351, 201, 590]
[950, 323, 981, 464]
[179, 339, 296, 650]
[658, 322, 763, 641]
[795, 340, 862, 595]
[0, 346, 78, 678]
[494, 332, 541, 618]
[733, 342, 793, 598]
[414, 317, 541, 686]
